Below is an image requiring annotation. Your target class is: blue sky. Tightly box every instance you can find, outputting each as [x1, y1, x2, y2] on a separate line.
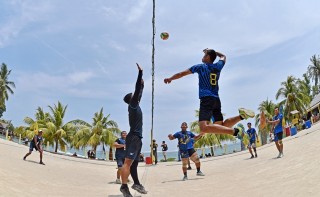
[1, 0, 320, 152]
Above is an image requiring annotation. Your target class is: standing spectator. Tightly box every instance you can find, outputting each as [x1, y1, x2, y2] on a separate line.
[151, 139, 158, 165]
[114, 131, 127, 184]
[161, 141, 168, 162]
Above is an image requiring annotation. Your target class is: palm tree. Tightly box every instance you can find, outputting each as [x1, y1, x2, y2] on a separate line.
[14, 107, 50, 140]
[190, 110, 235, 156]
[255, 98, 276, 145]
[307, 55, 320, 87]
[71, 108, 120, 159]
[0, 63, 16, 117]
[44, 101, 76, 152]
[276, 75, 310, 122]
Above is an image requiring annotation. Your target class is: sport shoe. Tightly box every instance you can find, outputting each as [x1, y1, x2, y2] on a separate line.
[187, 166, 192, 170]
[255, 154, 258, 158]
[182, 175, 188, 181]
[239, 108, 255, 119]
[277, 153, 282, 158]
[250, 155, 254, 159]
[116, 178, 121, 184]
[23, 156, 26, 160]
[196, 171, 205, 176]
[39, 161, 45, 165]
[131, 184, 148, 194]
[233, 127, 241, 136]
[120, 185, 133, 197]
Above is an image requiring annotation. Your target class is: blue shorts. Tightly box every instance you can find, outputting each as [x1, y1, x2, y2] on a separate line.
[125, 133, 142, 161]
[29, 143, 38, 152]
[180, 148, 196, 159]
[116, 158, 125, 168]
[274, 132, 283, 142]
[248, 140, 256, 148]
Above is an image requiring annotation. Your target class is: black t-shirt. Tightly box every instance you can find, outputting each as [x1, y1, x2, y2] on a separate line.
[128, 70, 144, 138]
[161, 144, 168, 151]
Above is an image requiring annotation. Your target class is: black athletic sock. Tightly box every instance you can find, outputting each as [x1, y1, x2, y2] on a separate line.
[130, 160, 141, 185]
[121, 184, 128, 188]
[233, 128, 240, 136]
[197, 167, 200, 173]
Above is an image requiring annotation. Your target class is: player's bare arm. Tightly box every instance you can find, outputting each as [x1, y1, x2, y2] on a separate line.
[168, 134, 175, 140]
[114, 142, 125, 148]
[164, 69, 192, 84]
[215, 51, 226, 63]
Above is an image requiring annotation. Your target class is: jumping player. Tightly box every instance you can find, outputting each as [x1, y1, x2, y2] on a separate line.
[120, 63, 147, 197]
[168, 122, 204, 181]
[164, 49, 255, 136]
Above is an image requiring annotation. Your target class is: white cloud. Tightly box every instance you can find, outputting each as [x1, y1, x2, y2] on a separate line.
[0, 1, 53, 47]
[126, 0, 148, 23]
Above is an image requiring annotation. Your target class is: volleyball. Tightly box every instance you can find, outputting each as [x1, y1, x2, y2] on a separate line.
[160, 32, 169, 40]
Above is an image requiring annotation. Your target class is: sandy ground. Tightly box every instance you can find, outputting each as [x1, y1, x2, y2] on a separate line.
[1, 124, 320, 197]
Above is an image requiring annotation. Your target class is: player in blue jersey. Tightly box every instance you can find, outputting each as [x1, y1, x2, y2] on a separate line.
[246, 122, 259, 159]
[168, 122, 204, 181]
[23, 130, 45, 165]
[114, 131, 127, 184]
[120, 63, 147, 197]
[164, 48, 255, 137]
[267, 107, 284, 158]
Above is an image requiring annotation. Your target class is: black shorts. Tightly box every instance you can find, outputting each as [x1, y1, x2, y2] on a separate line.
[125, 133, 142, 161]
[180, 148, 196, 159]
[274, 132, 283, 142]
[199, 96, 223, 122]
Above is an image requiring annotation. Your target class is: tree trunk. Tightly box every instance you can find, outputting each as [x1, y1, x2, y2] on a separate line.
[261, 131, 268, 145]
[55, 139, 58, 152]
[210, 146, 214, 156]
[109, 147, 113, 161]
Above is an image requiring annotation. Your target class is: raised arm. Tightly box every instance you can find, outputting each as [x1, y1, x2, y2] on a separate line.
[164, 69, 192, 84]
[215, 51, 226, 63]
[131, 63, 144, 106]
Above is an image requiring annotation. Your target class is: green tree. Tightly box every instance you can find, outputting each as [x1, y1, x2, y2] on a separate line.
[71, 108, 120, 159]
[307, 55, 320, 87]
[190, 110, 235, 156]
[0, 63, 16, 117]
[44, 101, 76, 152]
[276, 75, 310, 122]
[255, 98, 276, 145]
[14, 107, 50, 140]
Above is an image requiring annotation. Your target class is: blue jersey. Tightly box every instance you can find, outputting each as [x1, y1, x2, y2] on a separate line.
[115, 138, 126, 159]
[189, 60, 225, 99]
[273, 114, 283, 134]
[173, 131, 195, 151]
[247, 128, 256, 141]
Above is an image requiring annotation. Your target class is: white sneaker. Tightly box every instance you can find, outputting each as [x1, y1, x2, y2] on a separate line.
[116, 178, 121, 184]
[182, 175, 188, 181]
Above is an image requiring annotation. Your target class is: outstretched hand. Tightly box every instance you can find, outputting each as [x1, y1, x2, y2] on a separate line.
[136, 63, 142, 71]
[164, 78, 172, 84]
